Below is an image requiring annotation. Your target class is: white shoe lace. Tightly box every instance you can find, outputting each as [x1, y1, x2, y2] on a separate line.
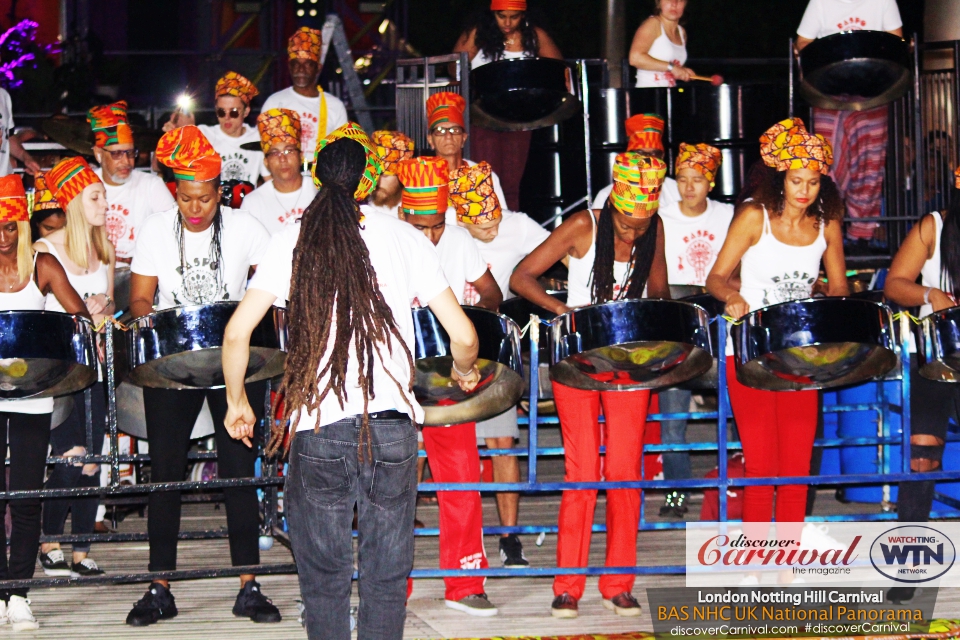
[77, 558, 99, 571]
[44, 549, 66, 565]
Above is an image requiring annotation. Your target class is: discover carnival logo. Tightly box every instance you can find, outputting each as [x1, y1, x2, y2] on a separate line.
[869, 525, 956, 583]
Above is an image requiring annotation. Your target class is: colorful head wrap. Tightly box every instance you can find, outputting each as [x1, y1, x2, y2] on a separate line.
[759, 117, 833, 175]
[0, 175, 28, 223]
[625, 114, 665, 152]
[372, 131, 415, 175]
[395, 157, 450, 216]
[609, 153, 667, 218]
[87, 101, 134, 148]
[31, 173, 60, 213]
[47, 157, 103, 211]
[312, 122, 383, 202]
[954, 165, 960, 190]
[214, 71, 259, 105]
[426, 92, 466, 130]
[449, 161, 502, 224]
[155, 125, 222, 182]
[491, 0, 527, 9]
[257, 108, 301, 153]
[676, 143, 723, 186]
[288, 27, 322, 62]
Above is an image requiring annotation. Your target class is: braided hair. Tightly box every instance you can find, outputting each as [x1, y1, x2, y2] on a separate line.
[472, 9, 540, 62]
[590, 202, 660, 304]
[272, 138, 415, 460]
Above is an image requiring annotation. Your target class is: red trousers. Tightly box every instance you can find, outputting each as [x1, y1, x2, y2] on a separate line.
[421, 422, 488, 601]
[725, 356, 818, 533]
[552, 382, 650, 600]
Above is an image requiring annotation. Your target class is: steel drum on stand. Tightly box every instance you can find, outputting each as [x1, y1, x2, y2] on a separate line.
[677, 292, 727, 389]
[412, 306, 523, 426]
[470, 58, 582, 132]
[500, 286, 568, 401]
[732, 298, 898, 391]
[917, 306, 960, 382]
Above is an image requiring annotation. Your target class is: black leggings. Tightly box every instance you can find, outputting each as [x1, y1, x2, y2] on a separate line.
[42, 383, 107, 553]
[143, 382, 266, 572]
[0, 412, 51, 599]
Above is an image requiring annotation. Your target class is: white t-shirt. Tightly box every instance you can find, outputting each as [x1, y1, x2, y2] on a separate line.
[659, 199, 735, 286]
[130, 206, 270, 310]
[797, 0, 902, 39]
[260, 87, 349, 158]
[95, 168, 176, 261]
[240, 178, 318, 236]
[196, 124, 269, 185]
[433, 225, 488, 305]
[445, 209, 549, 301]
[248, 211, 450, 428]
[0, 88, 13, 177]
[592, 176, 681, 211]
[360, 202, 401, 219]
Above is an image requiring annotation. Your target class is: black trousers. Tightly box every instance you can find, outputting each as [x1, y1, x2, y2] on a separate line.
[0, 412, 51, 598]
[143, 382, 266, 572]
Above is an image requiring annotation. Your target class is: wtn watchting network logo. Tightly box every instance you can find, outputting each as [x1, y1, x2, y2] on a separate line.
[870, 525, 957, 583]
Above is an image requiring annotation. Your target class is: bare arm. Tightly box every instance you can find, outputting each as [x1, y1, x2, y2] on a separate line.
[129, 273, 159, 320]
[885, 214, 954, 311]
[36, 254, 90, 319]
[535, 27, 563, 59]
[628, 18, 694, 81]
[821, 219, 850, 297]
[706, 205, 764, 318]
[470, 269, 503, 311]
[646, 219, 670, 299]
[9, 133, 39, 175]
[795, 36, 814, 52]
[426, 288, 481, 391]
[451, 27, 479, 76]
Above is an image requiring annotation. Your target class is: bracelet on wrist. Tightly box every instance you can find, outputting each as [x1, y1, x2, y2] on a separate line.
[923, 286, 934, 305]
[452, 362, 475, 378]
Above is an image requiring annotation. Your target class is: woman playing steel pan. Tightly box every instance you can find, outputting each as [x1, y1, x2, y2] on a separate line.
[511, 153, 669, 619]
[706, 118, 848, 553]
[881, 165, 960, 604]
[126, 125, 278, 627]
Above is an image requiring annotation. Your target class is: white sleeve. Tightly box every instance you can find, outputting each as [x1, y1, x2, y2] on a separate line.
[248, 232, 293, 302]
[130, 219, 159, 277]
[462, 234, 489, 283]
[326, 98, 349, 132]
[410, 233, 451, 305]
[245, 216, 272, 266]
[519, 214, 550, 255]
[149, 178, 176, 213]
[796, 0, 822, 39]
[882, 0, 903, 31]
[4, 91, 13, 132]
[491, 171, 509, 212]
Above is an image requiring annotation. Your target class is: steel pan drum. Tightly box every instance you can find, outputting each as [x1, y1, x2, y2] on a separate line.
[0, 311, 96, 399]
[115, 382, 215, 439]
[500, 290, 567, 401]
[412, 306, 523, 426]
[917, 306, 960, 382]
[470, 58, 581, 131]
[799, 31, 910, 111]
[550, 299, 712, 391]
[127, 302, 287, 390]
[732, 298, 897, 391]
[678, 293, 728, 389]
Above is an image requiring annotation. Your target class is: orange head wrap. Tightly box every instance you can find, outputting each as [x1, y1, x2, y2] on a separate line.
[760, 117, 833, 175]
[449, 161, 502, 224]
[491, 0, 527, 9]
[288, 27, 322, 62]
[954, 165, 960, 190]
[87, 101, 135, 148]
[155, 125, 222, 182]
[257, 108, 301, 153]
[313, 122, 383, 202]
[214, 71, 259, 105]
[372, 131, 415, 175]
[31, 173, 60, 213]
[426, 92, 466, 131]
[395, 157, 450, 216]
[676, 143, 723, 186]
[0, 175, 28, 222]
[609, 153, 667, 218]
[625, 113, 665, 152]
[47, 157, 103, 211]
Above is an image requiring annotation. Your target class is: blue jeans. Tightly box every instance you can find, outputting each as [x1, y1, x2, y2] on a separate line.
[286, 415, 418, 640]
[658, 388, 692, 487]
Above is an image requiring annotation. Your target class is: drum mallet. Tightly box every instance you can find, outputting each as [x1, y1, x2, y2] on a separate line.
[690, 74, 724, 86]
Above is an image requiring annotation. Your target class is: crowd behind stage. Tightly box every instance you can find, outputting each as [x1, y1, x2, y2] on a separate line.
[0, 0, 940, 637]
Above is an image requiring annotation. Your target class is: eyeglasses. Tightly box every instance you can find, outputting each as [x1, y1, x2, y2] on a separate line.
[103, 148, 138, 160]
[266, 148, 300, 159]
[216, 107, 243, 119]
[431, 125, 465, 137]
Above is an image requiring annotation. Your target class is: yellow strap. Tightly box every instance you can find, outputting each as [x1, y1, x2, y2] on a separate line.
[317, 85, 328, 143]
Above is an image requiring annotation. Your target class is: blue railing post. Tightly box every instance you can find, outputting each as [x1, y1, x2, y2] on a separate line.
[717, 315, 729, 522]
[528, 315, 540, 486]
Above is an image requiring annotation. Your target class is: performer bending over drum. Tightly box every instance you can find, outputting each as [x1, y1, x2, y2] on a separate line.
[126, 126, 278, 626]
[221, 123, 481, 640]
[511, 152, 670, 619]
[29, 173, 66, 240]
[0, 174, 89, 631]
[881, 165, 960, 605]
[592, 114, 679, 211]
[363, 130, 415, 219]
[36, 157, 113, 579]
[706, 118, 848, 558]
[394, 156, 502, 617]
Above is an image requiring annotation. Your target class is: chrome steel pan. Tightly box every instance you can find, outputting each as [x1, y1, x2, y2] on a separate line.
[732, 297, 897, 391]
[412, 306, 523, 426]
[127, 302, 287, 390]
[917, 306, 960, 382]
[115, 382, 215, 439]
[549, 299, 712, 391]
[470, 58, 581, 131]
[0, 311, 96, 399]
[500, 290, 567, 401]
[677, 293, 728, 390]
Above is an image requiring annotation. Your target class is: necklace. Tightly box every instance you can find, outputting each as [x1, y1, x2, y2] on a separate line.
[272, 181, 307, 222]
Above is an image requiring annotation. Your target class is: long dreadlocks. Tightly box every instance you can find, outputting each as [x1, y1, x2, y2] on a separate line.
[590, 202, 660, 304]
[271, 138, 415, 460]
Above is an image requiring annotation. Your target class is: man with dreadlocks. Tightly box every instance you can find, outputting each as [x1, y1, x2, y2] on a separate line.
[511, 152, 670, 619]
[221, 123, 481, 640]
[126, 125, 279, 627]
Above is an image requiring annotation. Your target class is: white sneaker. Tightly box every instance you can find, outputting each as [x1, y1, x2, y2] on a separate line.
[0, 599, 8, 625]
[7, 596, 38, 631]
[800, 523, 843, 550]
[738, 575, 760, 586]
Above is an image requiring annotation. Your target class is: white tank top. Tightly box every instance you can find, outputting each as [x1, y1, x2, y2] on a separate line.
[471, 48, 532, 69]
[0, 254, 53, 414]
[919, 211, 943, 318]
[36, 238, 109, 313]
[566, 212, 631, 308]
[635, 21, 687, 88]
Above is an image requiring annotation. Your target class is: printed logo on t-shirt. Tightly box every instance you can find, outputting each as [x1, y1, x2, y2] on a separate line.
[836, 16, 867, 30]
[174, 258, 228, 305]
[277, 207, 305, 227]
[299, 110, 318, 152]
[679, 229, 719, 284]
[106, 204, 134, 257]
[220, 152, 250, 182]
[762, 271, 816, 307]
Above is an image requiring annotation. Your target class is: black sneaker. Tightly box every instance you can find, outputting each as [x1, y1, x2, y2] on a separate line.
[38, 549, 73, 577]
[126, 582, 178, 626]
[72, 558, 104, 576]
[659, 491, 689, 518]
[499, 534, 529, 568]
[233, 580, 282, 623]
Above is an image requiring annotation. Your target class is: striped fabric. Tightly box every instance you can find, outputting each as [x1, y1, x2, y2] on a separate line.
[813, 105, 888, 241]
[0, 175, 27, 222]
[47, 157, 102, 210]
[395, 156, 449, 215]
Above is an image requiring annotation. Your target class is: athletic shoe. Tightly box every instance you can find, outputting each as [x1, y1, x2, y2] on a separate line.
[126, 582, 178, 626]
[232, 580, 282, 623]
[72, 558, 104, 577]
[7, 596, 38, 631]
[0, 599, 8, 625]
[499, 534, 529, 568]
[38, 549, 73, 577]
[550, 592, 578, 618]
[444, 593, 498, 617]
[886, 587, 916, 604]
[800, 523, 842, 550]
[603, 591, 642, 617]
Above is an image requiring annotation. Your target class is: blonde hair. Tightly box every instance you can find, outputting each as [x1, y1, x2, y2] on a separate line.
[16, 221, 32, 284]
[64, 195, 111, 270]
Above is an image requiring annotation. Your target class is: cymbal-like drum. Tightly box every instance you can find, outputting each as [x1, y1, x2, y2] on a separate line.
[470, 58, 581, 132]
[500, 288, 567, 402]
[412, 307, 523, 426]
[127, 302, 286, 389]
[0, 311, 97, 399]
[677, 293, 728, 389]
[549, 299, 713, 391]
[917, 306, 960, 382]
[732, 298, 898, 391]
